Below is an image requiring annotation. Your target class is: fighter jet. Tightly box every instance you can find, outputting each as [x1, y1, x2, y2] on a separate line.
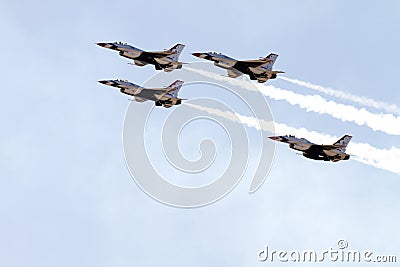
[269, 134, 352, 162]
[97, 42, 185, 72]
[98, 79, 185, 108]
[192, 51, 284, 83]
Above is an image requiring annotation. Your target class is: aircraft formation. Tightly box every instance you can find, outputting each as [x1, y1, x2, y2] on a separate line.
[97, 41, 352, 162]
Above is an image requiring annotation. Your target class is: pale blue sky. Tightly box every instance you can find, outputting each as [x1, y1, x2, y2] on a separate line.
[1, 1, 399, 266]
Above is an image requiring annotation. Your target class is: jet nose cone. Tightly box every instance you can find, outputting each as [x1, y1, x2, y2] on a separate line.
[97, 43, 107, 47]
[268, 136, 280, 141]
[192, 52, 202, 58]
[98, 80, 108, 84]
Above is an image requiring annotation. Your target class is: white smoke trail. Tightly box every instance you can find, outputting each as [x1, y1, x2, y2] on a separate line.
[185, 67, 400, 136]
[184, 102, 400, 175]
[280, 76, 400, 115]
[259, 85, 400, 135]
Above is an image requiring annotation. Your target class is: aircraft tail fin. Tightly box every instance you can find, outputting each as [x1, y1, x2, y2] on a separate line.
[261, 53, 279, 70]
[333, 135, 352, 153]
[167, 44, 185, 61]
[165, 80, 184, 98]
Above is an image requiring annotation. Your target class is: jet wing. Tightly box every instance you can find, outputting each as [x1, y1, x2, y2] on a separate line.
[133, 96, 148, 102]
[236, 59, 272, 68]
[303, 144, 344, 152]
[144, 51, 176, 58]
[133, 86, 179, 101]
[227, 68, 243, 78]
[139, 86, 175, 94]
[321, 144, 345, 150]
[133, 88, 166, 101]
[160, 96, 182, 102]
